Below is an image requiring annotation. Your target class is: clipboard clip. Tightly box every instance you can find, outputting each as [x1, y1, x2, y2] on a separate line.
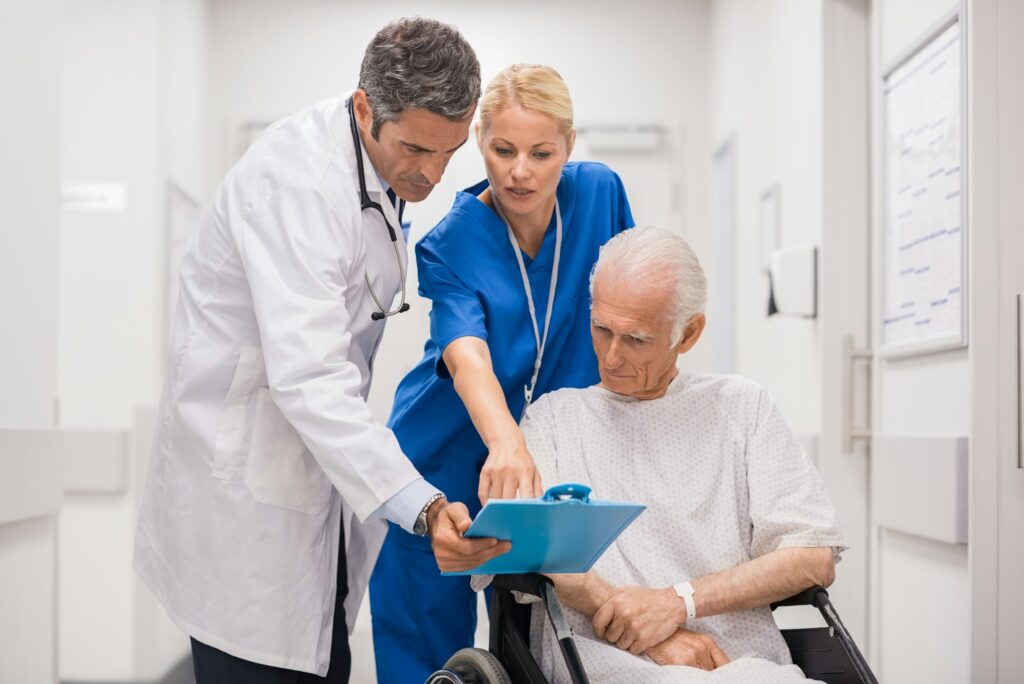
[542, 483, 591, 503]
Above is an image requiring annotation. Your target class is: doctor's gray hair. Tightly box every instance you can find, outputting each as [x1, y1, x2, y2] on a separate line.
[359, 17, 481, 139]
[589, 227, 708, 343]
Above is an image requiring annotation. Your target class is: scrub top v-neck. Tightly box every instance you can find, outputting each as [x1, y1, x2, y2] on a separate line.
[387, 161, 634, 514]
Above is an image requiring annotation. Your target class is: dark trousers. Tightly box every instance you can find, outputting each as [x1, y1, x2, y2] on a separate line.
[191, 526, 351, 683]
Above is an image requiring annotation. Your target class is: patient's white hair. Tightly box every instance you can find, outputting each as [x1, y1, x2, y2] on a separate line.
[589, 227, 708, 343]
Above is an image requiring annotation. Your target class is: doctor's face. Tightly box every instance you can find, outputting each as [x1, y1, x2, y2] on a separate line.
[477, 105, 573, 221]
[590, 272, 705, 400]
[354, 91, 473, 203]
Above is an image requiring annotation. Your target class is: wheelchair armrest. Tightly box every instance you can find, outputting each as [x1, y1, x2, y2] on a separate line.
[770, 585, 829, 610]
[491, 573, 552, 598]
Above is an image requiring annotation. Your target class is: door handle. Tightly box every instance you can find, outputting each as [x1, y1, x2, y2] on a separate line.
[842, 334, 872, 452]
[1018, 294, 1023, 468]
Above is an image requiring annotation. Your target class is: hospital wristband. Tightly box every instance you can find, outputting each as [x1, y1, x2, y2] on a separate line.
[673, 581, 697, 622]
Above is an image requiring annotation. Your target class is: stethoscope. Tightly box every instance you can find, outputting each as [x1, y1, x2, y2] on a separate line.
[492, 195, 564, 421]
[348, 97, 411, 321]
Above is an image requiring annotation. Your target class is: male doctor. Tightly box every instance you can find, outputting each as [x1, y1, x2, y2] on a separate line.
[134, 18, 507, 683]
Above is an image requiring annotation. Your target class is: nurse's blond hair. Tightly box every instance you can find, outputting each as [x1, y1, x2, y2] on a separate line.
[479, 64, 574, 138]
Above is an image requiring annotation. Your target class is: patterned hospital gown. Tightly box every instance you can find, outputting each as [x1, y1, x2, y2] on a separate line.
[517, 372, 847, 683]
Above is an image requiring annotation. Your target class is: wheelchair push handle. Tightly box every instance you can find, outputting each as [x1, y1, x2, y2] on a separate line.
[543, 483, 591, 503]
[770, 585, 829, 610]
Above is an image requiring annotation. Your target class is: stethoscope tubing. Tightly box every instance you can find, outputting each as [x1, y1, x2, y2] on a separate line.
[347, 96, 410, 320]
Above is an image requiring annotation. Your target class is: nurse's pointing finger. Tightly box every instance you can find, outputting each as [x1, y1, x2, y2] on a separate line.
[478, 473, 492, 506]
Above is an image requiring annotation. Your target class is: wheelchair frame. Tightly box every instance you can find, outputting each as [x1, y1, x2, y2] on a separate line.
[430, 573, 878, 684]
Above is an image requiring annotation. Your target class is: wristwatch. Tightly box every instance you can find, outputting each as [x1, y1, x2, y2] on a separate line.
[413, 493, 447, 537]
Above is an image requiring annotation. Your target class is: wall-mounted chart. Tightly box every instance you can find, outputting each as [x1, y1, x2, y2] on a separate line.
[881, 16, 965, 357]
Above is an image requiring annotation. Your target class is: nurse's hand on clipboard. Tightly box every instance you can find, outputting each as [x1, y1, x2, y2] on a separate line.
[441, 337, 544, 504]
[478, 435, 543, 504]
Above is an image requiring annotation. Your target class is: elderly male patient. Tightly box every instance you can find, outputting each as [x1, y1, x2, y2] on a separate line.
[514, 227, 846, 683]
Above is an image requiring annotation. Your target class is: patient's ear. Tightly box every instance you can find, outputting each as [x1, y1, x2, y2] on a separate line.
[676, 313, 706, 354]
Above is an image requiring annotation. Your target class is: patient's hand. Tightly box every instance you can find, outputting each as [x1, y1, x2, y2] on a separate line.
[592, 586, 686, 654]
[646, 629, 731, 670]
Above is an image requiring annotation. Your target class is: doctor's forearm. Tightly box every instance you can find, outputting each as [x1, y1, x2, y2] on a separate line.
[690, 547, 835, 619]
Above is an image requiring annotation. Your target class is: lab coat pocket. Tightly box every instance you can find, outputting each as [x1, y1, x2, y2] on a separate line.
[244, 388, 332, 515]
[211, 346, 264, 480]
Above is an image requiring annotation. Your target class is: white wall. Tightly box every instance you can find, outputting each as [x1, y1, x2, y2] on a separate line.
[58, 0, 207, 679]
[0, 0, 64, 681]
[60, 2, 161, 675]
[707, 0, 824, 436]
[206, 0, 713, 425]
[0, 2, 62, 430]
[0, 516, 60, 683]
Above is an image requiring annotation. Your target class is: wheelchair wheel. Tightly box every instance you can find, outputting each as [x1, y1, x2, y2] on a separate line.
[431, 647, 512, 684]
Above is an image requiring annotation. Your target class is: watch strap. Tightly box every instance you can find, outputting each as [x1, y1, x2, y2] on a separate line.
[414, 492, 446, 536]
[673, 580, 696, 622]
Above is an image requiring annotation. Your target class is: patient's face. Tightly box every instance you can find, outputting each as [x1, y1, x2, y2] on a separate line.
[590, 274, 691, 400]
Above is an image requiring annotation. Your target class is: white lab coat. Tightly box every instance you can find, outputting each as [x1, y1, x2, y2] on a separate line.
[134, 96, 422, 676]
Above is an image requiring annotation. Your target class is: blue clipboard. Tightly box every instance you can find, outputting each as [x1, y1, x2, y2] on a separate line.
[443, 483, 645, 576]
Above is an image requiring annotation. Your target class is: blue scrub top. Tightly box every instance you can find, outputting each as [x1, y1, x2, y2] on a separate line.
[388, 161, 634, 513]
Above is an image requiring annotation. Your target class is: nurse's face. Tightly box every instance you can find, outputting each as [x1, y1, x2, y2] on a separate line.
[477, 105, 574, 222]
[353, 90, 473, 203]
[590, 272, 705, 400]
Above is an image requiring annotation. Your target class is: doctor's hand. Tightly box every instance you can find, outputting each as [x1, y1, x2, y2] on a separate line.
[429, 500, 511, 573]
[592, 586, 687, 655]
[479, 434, 542, 504]
[645, 628, 731, 670]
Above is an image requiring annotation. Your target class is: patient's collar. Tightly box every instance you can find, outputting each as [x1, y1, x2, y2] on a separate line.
[594, 372, 687, 402]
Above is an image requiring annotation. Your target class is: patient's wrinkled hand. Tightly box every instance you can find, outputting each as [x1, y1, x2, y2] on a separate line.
[646, 629, 731, 670]
[592, 586, 686, 654]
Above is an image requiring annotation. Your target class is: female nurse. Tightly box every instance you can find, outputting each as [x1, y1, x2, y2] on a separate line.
[369, 64, 634, 683]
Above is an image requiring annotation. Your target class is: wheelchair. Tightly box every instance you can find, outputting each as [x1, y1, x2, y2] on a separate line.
[425, 573, 878, 684]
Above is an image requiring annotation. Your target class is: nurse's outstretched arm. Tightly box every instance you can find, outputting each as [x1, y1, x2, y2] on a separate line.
[442, 336, 543, 503]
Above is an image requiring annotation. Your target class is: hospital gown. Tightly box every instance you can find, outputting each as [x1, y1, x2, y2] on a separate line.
[516, 372, 847, 683]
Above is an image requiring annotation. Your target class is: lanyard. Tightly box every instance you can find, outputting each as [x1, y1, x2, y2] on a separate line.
[493, 196, 563, 420]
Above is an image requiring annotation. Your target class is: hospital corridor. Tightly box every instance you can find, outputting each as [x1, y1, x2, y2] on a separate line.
[2, 0, 1023, 682]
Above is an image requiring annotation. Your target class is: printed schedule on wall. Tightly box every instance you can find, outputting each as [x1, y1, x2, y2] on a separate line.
[882, 18, 965, 355]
